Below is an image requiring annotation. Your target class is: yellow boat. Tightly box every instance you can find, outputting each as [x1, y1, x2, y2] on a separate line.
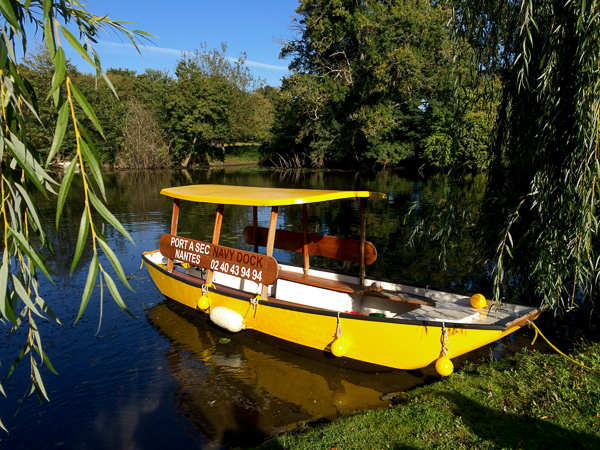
[143, 184, 545, 374]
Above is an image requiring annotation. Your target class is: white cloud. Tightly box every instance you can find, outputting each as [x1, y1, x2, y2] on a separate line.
[97, 41, 288, 71]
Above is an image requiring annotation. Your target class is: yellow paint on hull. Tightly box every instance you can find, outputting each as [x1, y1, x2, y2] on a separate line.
[145, 261, 531, 371]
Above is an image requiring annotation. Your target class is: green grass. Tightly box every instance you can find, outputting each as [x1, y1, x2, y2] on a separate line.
[260, 342, 600, 449]
[210, 145, 262, 165]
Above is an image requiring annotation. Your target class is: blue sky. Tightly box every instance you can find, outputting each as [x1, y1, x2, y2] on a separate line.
[47, 0, 300, 86]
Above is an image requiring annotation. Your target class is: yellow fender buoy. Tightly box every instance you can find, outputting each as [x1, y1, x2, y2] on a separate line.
[470, 293, 487, 309]
[435, 356, 454, 376]
[197, 284, 212, 311]
[331, 337, 348, 357]
[197, 294, 210, 311]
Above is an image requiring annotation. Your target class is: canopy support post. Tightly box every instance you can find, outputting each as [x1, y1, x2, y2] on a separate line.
[261, 206, 278, 298]
[253, 206, 258, 253]
[206, 204, 224, 285]
[302, 204, 310, 274]
[167, 198, 180, 273]
[360, 197, 366, 285]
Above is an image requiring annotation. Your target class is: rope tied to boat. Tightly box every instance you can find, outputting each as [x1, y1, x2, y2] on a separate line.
[244, 294, 263, 320]
[336, 311, 342, 338]
[527, 321, 600, 374]
[441, 321, 452, 358]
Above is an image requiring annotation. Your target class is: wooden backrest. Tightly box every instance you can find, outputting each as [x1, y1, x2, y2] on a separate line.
[242, 226, 377, 265]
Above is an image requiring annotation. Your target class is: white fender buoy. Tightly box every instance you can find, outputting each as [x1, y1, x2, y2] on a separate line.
[209, 306, 245, 333]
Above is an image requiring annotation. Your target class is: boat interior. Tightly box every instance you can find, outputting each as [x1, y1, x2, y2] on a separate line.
[145, 246, 537, 330]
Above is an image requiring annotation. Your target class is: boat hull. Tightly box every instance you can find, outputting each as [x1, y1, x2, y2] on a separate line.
[144, 257, 540, 372]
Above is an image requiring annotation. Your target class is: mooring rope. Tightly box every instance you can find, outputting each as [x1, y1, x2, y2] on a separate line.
[441, 321, 453, 358]
[527, 321, 600, 374]
[244, 294, 263, 320]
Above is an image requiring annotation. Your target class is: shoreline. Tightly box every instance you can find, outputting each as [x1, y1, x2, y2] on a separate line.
[259, 342, 600, 449]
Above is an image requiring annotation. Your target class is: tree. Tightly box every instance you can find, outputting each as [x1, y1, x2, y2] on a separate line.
[120, 98, 171, 169]
[0, 1, 150, 430]
[166, 43, 272, 163]
[410, 0, 600, 313]
[270, 0, 459, 167]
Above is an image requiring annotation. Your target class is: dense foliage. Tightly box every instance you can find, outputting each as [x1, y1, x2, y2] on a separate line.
[166, 44, 273, 163]
[455, 0, 600, 312]
[265, 0, 496, 168]
[406, 0, 600, 313]
[19, 44, 273, 168]
[15, 1, 505, 171]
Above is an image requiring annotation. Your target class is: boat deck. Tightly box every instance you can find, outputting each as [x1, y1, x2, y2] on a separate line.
[145, 251, 539, 330]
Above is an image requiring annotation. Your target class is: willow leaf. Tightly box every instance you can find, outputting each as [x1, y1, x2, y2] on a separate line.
[5, 137, 47, 197]
[103, 272, 135, 319]
[0, 1, 22, 33]
[2, 342, 30, 382]
[33, 345, 58, 375]
[11, 274, 44, 319]
[55, 157, 77, 229]
[9, 229, 53, 281]
[2, 293, 16, 326]
[42, 0, 51, 20]
[74, 254, 98, 325]
[97, 237, 133, 291]
[9, 133, 57, 187]
[59, 26, 94, 66]
[69, 81, 104, 137]
[35, 296, 63, 326]
[0, 249, 8, 310]
[70, 207, 89, 275]
[2, 26, 17, 63]
[47, 101, 69, 167]
[31, 364, 49, 402]
[88, 191, 134, 245]
[77, 122, 101, 160]
[48, 47, 66, 99]
[13, 182, 43, 234]
[96, 270, 103, 335]
[80, 139, 105, 199]
[0, 38, 7, 69]
[43, 16, 55, 60]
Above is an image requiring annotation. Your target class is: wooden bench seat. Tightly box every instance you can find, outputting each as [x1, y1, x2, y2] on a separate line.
[278, 270, 435, 306]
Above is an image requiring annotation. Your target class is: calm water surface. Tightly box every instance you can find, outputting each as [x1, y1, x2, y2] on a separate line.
[0, 168, 547, 449]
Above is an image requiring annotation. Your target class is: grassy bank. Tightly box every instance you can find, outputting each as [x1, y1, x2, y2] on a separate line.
[261, 343, 600, 449]
[211, 145, 263, 166]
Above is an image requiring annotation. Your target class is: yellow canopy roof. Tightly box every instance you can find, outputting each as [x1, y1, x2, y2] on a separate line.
[161, 184, 387, 206]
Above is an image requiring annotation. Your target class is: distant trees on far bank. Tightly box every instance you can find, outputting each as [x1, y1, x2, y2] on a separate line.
[19, 3, 502, 171]
[20, 43, 274, 169]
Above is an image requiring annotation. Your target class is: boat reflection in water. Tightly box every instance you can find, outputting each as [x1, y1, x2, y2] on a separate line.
[147, 301, 441, 446]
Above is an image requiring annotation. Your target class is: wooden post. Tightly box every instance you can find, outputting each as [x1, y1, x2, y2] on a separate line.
[359, 197, 366, 285]
[206, 204, 224, 285]
[261, 206, 278, 298]
[302, 204, 309, 274]
[253, 206, 258, 253]
[167, 198, 180, 273]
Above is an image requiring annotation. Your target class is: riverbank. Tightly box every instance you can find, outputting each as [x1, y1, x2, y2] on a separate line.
[210, 144, 263, 167]
[260, 342, 600, 449]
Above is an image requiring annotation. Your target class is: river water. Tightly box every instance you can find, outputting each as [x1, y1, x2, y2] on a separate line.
[0, 168, 547, 449]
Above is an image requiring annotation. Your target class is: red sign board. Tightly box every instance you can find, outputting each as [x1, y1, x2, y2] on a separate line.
[159, 234, 279, 285]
